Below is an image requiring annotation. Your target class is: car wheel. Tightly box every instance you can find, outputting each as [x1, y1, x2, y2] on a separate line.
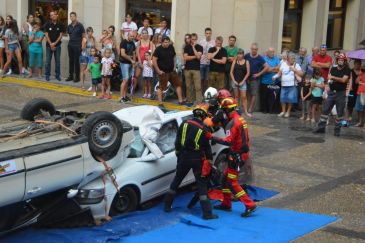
[81, 111, 123, 161]
[20, 98, 56, 121]
[213, 153, 227, 187]
[109, 187, 138, 216]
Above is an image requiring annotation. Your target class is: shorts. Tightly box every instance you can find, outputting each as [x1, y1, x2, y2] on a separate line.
[231, 80, 247, 91]
[102, 75, 112, 79]
[120, 63, 132, 80]
[280, 86, 298, 104]
[143, 77, 153, 82]
[354, 94, 365, 112]
[158, 71, 182, 91]
[0, 40, 4, 48]
[208, 72, 225, 89]
[80, 55, 88, 64]
[8, 43, 19, 52]
[247, 79, 259, 96]
[311, 96, 323, 105]
[92, 78, 101, 85]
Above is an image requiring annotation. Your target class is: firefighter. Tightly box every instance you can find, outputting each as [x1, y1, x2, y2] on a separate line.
[313, 53, 351, 136]
[204, 88, 232, 128]
[163, 104, 218, 220]
[212, 97, 257, 217]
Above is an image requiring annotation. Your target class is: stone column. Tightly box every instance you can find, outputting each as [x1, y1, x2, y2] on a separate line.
[343, 0, 361, 51]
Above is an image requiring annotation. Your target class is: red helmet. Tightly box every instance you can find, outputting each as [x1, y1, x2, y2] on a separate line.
[220, 97, 238, 110]
[217, 89, 232, 102]
[336, 53, 347, 62]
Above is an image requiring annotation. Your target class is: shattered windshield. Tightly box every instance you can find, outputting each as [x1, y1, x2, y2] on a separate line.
[128, 129, 145, 158]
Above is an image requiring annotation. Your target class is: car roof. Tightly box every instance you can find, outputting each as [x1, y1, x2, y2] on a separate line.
[113, 105, 192, 127]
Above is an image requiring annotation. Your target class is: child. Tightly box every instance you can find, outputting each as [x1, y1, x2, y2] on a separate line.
[142, 51, 153, 98]
[100, 48, 113, 99]
[87, 47, 97, 91]
[87, 55, 101, 97]
[28, 22, 44, 78]
[300, 74, 312, 120]
[310, 68, 325, 123]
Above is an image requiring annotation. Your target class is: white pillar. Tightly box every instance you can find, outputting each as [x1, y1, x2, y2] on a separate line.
[170, 0, 177, 43]
[343, 0, 361, 51]
[276, 0, 285, 53]
[115, 0, 126, 34]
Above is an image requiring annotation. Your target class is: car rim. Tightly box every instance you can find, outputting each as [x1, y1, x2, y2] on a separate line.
[116, 194, 130, 212]
[91, 120, 117, 148]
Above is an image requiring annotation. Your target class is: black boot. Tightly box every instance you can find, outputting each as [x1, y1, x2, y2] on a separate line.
[213, 204, 232, 211]
[65, 76, 73, 82]
[163, 191, 175, 213]
[200, 200, 218, 220]
[313, 120, 326, 133]
[334, 120, 341, 137]
[241, 205, 257, 217]
[187, 192, 199, 209]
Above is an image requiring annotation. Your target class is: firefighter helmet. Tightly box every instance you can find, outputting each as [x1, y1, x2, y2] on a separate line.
[217, 89, 232, 103]
[220, 97, 238, 111]
[193, 103, 209, 119]
[204, 87, 218, 100]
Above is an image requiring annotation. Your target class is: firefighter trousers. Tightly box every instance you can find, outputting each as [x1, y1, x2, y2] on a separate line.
[221, 168, 256, 209]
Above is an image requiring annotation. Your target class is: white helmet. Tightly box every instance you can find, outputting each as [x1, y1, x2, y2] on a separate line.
[204, 87, 218, 100]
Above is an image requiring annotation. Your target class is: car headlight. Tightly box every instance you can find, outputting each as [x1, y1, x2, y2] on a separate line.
[76, 189, 105, 204]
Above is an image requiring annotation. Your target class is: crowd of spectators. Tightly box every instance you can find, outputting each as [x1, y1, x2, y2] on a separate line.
[0, 11, 364, 129]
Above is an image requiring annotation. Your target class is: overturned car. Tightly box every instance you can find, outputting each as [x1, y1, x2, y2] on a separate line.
[0, 99, 229, 235]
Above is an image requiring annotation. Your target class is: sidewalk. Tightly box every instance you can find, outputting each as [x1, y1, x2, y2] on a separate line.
[0, 75, 188, 111]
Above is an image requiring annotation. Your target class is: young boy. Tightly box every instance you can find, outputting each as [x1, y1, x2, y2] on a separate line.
[87, 55, 102, 97]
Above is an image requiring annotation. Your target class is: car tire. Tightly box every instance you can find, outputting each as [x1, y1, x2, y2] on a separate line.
[81, 111, 123, 161]
[20, 98, 56, 121]
[109, 187, 138, 216]
[213, 153, 227, 187]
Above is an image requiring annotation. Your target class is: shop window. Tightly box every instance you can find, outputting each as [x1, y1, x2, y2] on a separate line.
[282, 0, 303, 51]
[28, 0, 68, 27]
[326, 0, 346, 49]
[126, 0, 172, 29]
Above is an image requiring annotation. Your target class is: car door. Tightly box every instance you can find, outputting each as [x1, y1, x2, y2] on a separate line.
[24, 144, 84, 200]
[141, 120, 179, 199]
[0, 158, 25, 207]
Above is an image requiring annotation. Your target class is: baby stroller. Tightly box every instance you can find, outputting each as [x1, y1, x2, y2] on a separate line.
[151, 57, 182, 101]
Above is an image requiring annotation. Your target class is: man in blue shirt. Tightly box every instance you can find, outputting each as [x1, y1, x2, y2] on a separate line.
[305, 46, 319, 77]
[244, 43, 268, 115]
[260, 47, 280, 113]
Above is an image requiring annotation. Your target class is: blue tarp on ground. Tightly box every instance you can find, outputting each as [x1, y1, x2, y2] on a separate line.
[3, 186, 337, 243]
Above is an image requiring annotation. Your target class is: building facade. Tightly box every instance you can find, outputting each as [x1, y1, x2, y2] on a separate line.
[1, 0, 364, 74]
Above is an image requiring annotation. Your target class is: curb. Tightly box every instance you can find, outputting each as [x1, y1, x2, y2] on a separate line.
[0, 76, 191, 111]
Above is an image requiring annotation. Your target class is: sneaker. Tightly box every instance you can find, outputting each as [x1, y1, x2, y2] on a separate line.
[125, 96, 131, 101]
[92, 92, 97, 97]
[107, 94, 112, 99]
[178, 101, 186, 106]
[6, 69, 12, 75]
[284, 112, 290, 118]
[0, 70, 4, 77]
[311, 119, 315, 123]
[119, 97, 128, 103]
[147, 94, 151, 99]
[65, 76, 73, 82]
[142, 93, 147, 98]
[299, 116, 305, 120]
[99, 95, 104, 100]
[45, 76, 50, 81]
[241, 205, 257, 217]
[22, 68, 30, 75]
[73, 78, 80, 83]
[56, 76, 61, 81]
[185, 102, 194, 107]
[213, 204, 232, 212]
[87, 86, 93, 91]
[278, 112, 285, 117]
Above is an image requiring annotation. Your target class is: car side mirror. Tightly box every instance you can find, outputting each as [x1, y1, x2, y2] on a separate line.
[140, 153, 159, 162]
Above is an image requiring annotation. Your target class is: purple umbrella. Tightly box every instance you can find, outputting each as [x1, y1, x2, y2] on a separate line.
[346, 49, 365, 60]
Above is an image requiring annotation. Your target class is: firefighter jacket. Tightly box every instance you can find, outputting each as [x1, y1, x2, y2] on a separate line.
[214, 111, 250, 161]
[175, 118, 213, 160]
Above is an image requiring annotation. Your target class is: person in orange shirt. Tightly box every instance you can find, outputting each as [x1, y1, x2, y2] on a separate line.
[354, 68, 365, 129]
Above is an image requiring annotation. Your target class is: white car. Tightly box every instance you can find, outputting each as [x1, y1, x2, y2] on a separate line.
[0, 98, 134, 233]
[76, 105, 228, 219]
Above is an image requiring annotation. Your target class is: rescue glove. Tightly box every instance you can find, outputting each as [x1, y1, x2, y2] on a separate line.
[202, 159, 212, 177]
